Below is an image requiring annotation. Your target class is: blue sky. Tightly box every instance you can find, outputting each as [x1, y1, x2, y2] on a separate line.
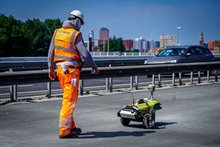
[0, 0, 220, 45]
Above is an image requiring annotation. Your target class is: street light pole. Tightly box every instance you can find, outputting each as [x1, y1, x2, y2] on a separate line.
[176, 26, 182, 46]
[88, 30, 94, 52]
[107, 39, 109, 53]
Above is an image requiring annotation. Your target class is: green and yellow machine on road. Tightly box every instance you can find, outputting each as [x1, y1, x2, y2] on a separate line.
[117, 85, 162, 128]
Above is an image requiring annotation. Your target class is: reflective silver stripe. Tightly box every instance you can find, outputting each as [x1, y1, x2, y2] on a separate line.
[70, 106, 75, 117]
[54, 55, 78, 61]
[60, 117, 71, 123]
[54, 45, 79, 54]
[59, 124, 71, 129]
[65, 130, 68, 135]
[69, 31, 78, 49]
[56, 61, 80, 67]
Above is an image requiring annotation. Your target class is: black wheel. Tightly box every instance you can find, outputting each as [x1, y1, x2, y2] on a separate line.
[149, 109, 156, 128]
[120, 117, 130, 126]
[143, 109, 156, 129]
[143, 115, 150, 128]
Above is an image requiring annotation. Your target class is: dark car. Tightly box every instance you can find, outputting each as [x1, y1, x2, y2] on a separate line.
[144, 45, 215, 64]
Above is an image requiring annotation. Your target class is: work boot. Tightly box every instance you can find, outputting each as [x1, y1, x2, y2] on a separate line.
[59, 132, 78, 139]
[71, 127, 82, 135]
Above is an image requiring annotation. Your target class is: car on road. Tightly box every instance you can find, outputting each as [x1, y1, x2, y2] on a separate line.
[144, 45, 215, 64]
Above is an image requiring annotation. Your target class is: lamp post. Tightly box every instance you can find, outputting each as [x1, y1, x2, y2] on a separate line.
[176, 26, 182, 46]
[107, 39, 109, 53]
[88, 30, 94, 52]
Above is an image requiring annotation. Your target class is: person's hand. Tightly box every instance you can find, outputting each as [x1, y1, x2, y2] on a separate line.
[91, 68, 99, 75]
[49, 71, 56, 80]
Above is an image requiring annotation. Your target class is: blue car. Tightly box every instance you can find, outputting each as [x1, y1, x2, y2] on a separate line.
[144, 45, 214, 64]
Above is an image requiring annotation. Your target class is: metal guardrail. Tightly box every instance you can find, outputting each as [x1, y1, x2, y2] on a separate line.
[0, 56, 147, 72]
[1, 55, 220, 72]
[0, 61, 220, 101]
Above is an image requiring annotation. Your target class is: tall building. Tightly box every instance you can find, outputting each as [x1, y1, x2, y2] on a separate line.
[150, 41, 160, 49]
[155, 41, 160, 48]
[160, 34, 176, 48]
[99, 27, 109, 47]
[208, 40, 220, 54]
[123, 39, 133, 51]
[149, 41, 162, 54]
[140, 37, 147, 51]
[133, 37, 147, 51]
[146, 41, 151, 51]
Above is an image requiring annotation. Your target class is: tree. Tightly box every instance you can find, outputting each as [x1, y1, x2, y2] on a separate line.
[26, 19, 49, 56]
[25, 18, 62, 56]
[0, 14, 62, 57]
[45, 18, 62, 37]
[0, 14, 32, 57]
[103, 36, 125, 52]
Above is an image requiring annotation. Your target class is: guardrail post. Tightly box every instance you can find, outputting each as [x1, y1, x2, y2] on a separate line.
[130, 76, 133, 89]
[106, 77, 113, 92]
[106, 78, 108, 92]
[190, 72, 193, 84]
[172, 73, 175, 86]
[80, 80, 84, 95]
[198, 71, 201, 84]
[179, 72, 182, 85]
[152, 74, 155, 85]
[106, 64, 113, 92]
[215, 70, 218, 82]
[109, 75, 113, 93]
[130, 76, 134, 90]
[46, 82, 51, 98]
[158, 74, 162, 87]
[206, 70, 210, 82]
[135, 76, 138, 90]
[10, 84, 17, 102]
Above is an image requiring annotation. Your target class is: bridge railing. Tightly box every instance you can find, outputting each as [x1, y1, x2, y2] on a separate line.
[0, 56, 147, 72]
[1, 55, 220, 72]
[0, 61, 220, 102]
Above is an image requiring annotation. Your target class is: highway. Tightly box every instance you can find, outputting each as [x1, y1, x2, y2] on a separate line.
[0, 83, 220, 147]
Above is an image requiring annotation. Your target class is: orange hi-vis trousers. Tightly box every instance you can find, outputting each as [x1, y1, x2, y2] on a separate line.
[56, 65, 80, 136]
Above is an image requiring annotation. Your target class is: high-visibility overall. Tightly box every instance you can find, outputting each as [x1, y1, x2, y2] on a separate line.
[53, 28, 81, 136]
[57, 66, 80, 136]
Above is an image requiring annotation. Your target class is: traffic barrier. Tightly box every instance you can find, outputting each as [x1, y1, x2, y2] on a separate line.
[0, 56, 147, 72]
[0, 61, 220, 101]
[1, 55, 220, 72]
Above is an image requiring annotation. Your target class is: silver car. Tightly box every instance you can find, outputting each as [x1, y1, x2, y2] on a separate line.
[144, 45, 214, 64]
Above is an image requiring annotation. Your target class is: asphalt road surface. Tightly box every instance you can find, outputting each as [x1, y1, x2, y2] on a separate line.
[0, 83, 220, 147]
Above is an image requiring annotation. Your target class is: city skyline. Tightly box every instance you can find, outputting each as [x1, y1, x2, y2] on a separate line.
[0, 0, 220, 45]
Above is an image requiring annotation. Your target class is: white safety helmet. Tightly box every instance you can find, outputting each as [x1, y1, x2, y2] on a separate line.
[69, 10, 84, 25]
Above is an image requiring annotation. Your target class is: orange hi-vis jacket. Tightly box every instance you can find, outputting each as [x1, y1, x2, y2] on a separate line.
[53, 28, 82, 64]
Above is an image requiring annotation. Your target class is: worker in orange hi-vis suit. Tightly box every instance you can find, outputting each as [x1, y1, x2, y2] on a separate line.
[48, 10, 99, 139]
